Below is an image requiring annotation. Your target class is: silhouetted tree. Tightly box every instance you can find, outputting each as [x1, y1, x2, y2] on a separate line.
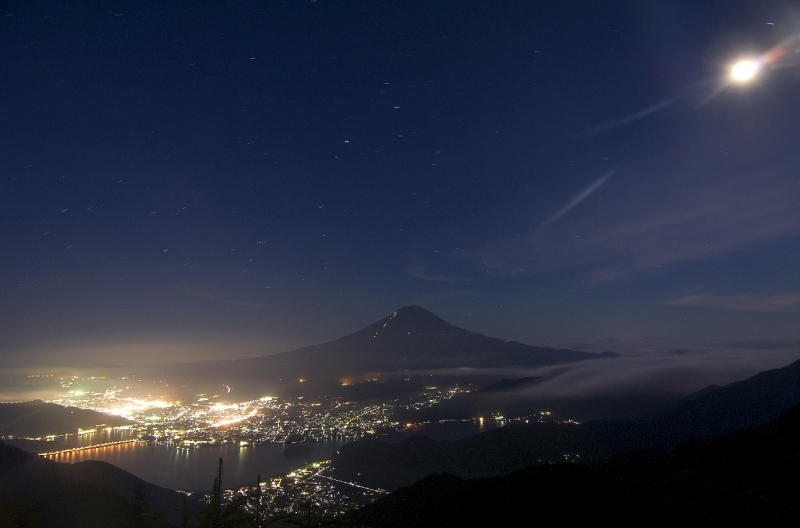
[246, 475, 293, 528]
[130, 483, 167, 528]
[194, 457, 251, 528]
[255, 475, 261, 525]
[250, 474, 263, 528]
[176, 493, 193, 528]
[213, 458, 223, 526]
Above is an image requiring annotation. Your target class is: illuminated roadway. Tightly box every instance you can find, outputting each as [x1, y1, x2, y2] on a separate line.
[38, 439, 141, 457]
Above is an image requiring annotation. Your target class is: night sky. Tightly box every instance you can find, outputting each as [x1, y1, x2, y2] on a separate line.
[2, 1, 800, 368]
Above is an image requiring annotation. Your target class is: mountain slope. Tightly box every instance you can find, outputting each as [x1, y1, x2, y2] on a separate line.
[0, 441, 139, 527]
[59, 459, 206, 524]
[653, 358, 800, 439]
[0, 441, 203, 527]
[240, 305, 615, 375]
[342, 403, 800, 527]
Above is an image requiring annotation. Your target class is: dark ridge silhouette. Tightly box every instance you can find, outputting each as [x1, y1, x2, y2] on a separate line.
[676, 383, 722, 402]
[61, 459, 206, 523]
[0, 441, 202, 527]
[342, 403, 800, 527]
[0, 400, 132, 437]
[0, 441, 142, 527]
[330, 358, 800, 490]
[2, 437, 68, 453]
[651, 357, 800, 439]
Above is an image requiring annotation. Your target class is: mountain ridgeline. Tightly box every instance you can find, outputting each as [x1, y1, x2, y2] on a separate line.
[166, 306, 617, 400]
[240, 306, 616, 376]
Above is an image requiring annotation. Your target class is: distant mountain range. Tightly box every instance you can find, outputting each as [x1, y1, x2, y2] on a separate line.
[329, 358, 800, 491]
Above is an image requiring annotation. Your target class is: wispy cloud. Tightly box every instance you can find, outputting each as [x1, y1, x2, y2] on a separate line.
[508, 334, 800, 398]
[584, 96, 680, 135]
[406, 266, 469, 283]
[536, 169, 616, 231]
[516, 348, 800, 398]
[408, 344, 800, 401]
[666, 291, 800, 312]
[470, 157, 800, 281]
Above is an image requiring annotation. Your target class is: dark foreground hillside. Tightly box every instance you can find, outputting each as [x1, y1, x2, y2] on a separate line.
[1, 442, 134, 527]
[342, 403, 800, 527]
[0, 441, 200, 528]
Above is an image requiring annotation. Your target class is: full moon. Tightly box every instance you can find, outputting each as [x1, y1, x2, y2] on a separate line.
[730, 59, 761, 83]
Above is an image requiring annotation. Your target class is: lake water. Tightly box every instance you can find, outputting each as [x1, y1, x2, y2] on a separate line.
[395, 419, 499, 442]
[47, 439, 348, 491]
[45, 420, 500, 491]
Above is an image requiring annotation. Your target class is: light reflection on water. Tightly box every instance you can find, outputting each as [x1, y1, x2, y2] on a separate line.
[65, 429, 137, 448]
[46, 422, 500, 491]
[47, 440, 347, 491]
[393, 420, 500, 442]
